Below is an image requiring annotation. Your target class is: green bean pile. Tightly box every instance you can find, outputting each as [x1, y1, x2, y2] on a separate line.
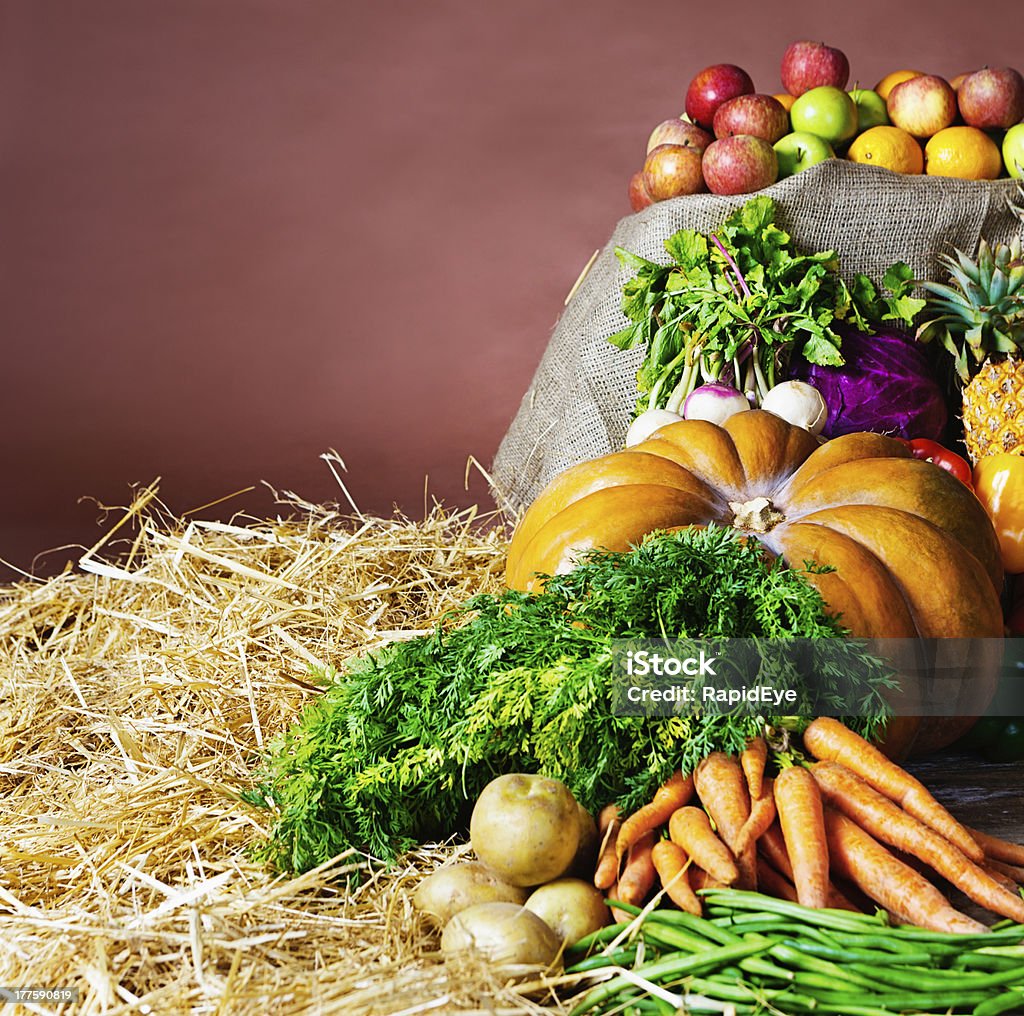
[565, 891, 1024, 1016]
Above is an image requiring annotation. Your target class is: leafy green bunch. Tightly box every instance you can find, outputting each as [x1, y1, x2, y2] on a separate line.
[245, 527, 893, 874]
[608, 196, 924, 412]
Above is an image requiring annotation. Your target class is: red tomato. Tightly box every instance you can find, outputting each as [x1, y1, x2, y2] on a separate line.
[896, 438, 973, 487]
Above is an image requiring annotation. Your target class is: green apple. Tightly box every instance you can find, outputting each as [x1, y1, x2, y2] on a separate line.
[773, 131, 836, 177]
[849, 88, 889, 131]
[1004, 122, 1024, 179]
[790, 86, 859, 145]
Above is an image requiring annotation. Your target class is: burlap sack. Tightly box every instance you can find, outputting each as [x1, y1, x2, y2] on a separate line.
[492, 160, 1022, 516]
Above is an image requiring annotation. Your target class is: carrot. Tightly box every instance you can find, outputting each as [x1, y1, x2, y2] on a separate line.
[810, 760, 1024, 923]
[689, 865, 727, 892]
[607, 881, 629, 923]
[824, 880, 864, 913]
[616, 770, 694, 860]
[734, 777, 776, 858]
[668, 806, 739, 886]
[615, 829, 657, 910]
[741, 735, 769, 801]
[803, 717, 984, 863]
[981, 862, 1021, 893]
[651, 839, 702, 915]
[758, 822, 859, 912]
[756, 857, 800, 903]
[774, 765, 830, 909]
[824, 808, 988, 935]
[967, 826, 1024, 867]
[758, 821, 793, 878]
[593, 803, 622, 890]
[986, 858, 1024, 884]
[694, 752, 755, 888]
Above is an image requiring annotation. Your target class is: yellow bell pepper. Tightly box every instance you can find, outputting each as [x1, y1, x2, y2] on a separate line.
[973, 453, 1024, 574]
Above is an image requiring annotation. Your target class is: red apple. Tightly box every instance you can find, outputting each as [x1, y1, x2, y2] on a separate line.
[646, 118, 714, 155]
[887, 74, 957, 138]
[780, 41, 850, 97]
[684, 64, 755, 129]
[628, 170, 654, 211]
[958, 67, 1024, 129]
[642, 144, 706, 200]
[701, 135, 778, 195]
[713, 93, 790, 143]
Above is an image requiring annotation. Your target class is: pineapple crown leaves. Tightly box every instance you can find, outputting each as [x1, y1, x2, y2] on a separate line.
[916, 232, 1024, 385]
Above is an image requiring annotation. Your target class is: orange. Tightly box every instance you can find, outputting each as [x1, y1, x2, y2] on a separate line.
[924, 126, 1003, 179]
[847, 125, 924, 174]
[874, 69, 925, 100]
[772, 92, 796, 112]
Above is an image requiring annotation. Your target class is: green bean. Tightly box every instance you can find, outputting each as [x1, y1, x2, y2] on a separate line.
[701, 890, 884, 933]
[687, 975, 819, 1009]
[952, 952, 1024, 973]
[825, 929, 963, 959]
[767, 942, 893, 991]
[642, 909, 742, 946]
[973, 944, 1024, 957]
[638, 923, 723, 955]
[736, 955, 800, 983]
[566, 946, 639, 974]
[567, 921, 634, 956]
[566, 939, 774, 1016]
[778, 937, 935, 966]
[633, 997, 673, 1016]
[973, 986, 1024, 1016]
[809, 988, 992, 1011]
[887, 924, 1024, 946]
[989, 920, 1017, 931]
[601, 894, 1024, 1016]
[706, 917, 797, 936]
[796, 1004, 964, 1016]
[612, 999, 662, 1016]
[848, 961, 1024, 993]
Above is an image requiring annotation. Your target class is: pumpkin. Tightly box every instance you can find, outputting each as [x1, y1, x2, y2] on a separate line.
[504, 411, 1005, 758]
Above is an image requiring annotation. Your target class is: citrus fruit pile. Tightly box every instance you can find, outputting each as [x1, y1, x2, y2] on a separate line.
[631, 42, 1024, 205]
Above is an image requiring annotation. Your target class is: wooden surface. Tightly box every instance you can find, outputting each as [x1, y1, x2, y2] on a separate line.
[904, 752, 1023, 924]
[906, 752, 1024, 844]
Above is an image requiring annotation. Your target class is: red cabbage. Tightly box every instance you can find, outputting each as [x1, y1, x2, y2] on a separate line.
[790, 324, 947, 441]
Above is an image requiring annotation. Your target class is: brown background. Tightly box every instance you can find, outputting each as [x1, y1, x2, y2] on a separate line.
[2, 0, 1022, 581]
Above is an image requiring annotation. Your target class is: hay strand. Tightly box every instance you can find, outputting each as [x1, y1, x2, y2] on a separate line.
[0, 481, 577, 1014]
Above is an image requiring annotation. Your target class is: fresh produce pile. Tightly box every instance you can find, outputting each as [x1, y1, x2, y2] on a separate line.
[403, 721, 1024, 1013]
[567, 893, 1024, 1016]
[237, 46, 1024, 1015]
[246, 525, 896, 871]
[600, 189, 1024, 602]
[606, 195, 937, 432]
[631, 39, 1024, 205]
[596, 719, 1024, 933]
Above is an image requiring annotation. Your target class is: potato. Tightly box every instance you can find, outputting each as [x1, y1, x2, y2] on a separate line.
[470, 773, 580, 887]
[412, 861, 528, 927]
[567, 802, 599, 878]
[524, 878, 611, 947]
[440, 901, 562, 974]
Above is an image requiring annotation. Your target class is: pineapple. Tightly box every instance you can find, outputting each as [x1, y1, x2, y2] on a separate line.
[916, 188, 1024, 464]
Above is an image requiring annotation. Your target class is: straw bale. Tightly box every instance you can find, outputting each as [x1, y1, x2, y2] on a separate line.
[0, 476, 576, 1015]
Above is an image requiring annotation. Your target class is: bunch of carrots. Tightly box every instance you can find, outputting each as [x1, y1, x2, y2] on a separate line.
[594, 717, 1024, 934]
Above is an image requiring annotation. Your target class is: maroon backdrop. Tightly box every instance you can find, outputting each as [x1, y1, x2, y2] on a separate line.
[1, 0, 1021, 580]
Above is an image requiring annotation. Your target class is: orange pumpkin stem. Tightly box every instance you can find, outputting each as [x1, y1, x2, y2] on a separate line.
[729, 496, 786, 533]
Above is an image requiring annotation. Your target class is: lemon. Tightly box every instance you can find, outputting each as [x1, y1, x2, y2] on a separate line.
[924, 126, 1003, 179]
[874, 69, 925, 100]
[847, 125, 924, 174]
